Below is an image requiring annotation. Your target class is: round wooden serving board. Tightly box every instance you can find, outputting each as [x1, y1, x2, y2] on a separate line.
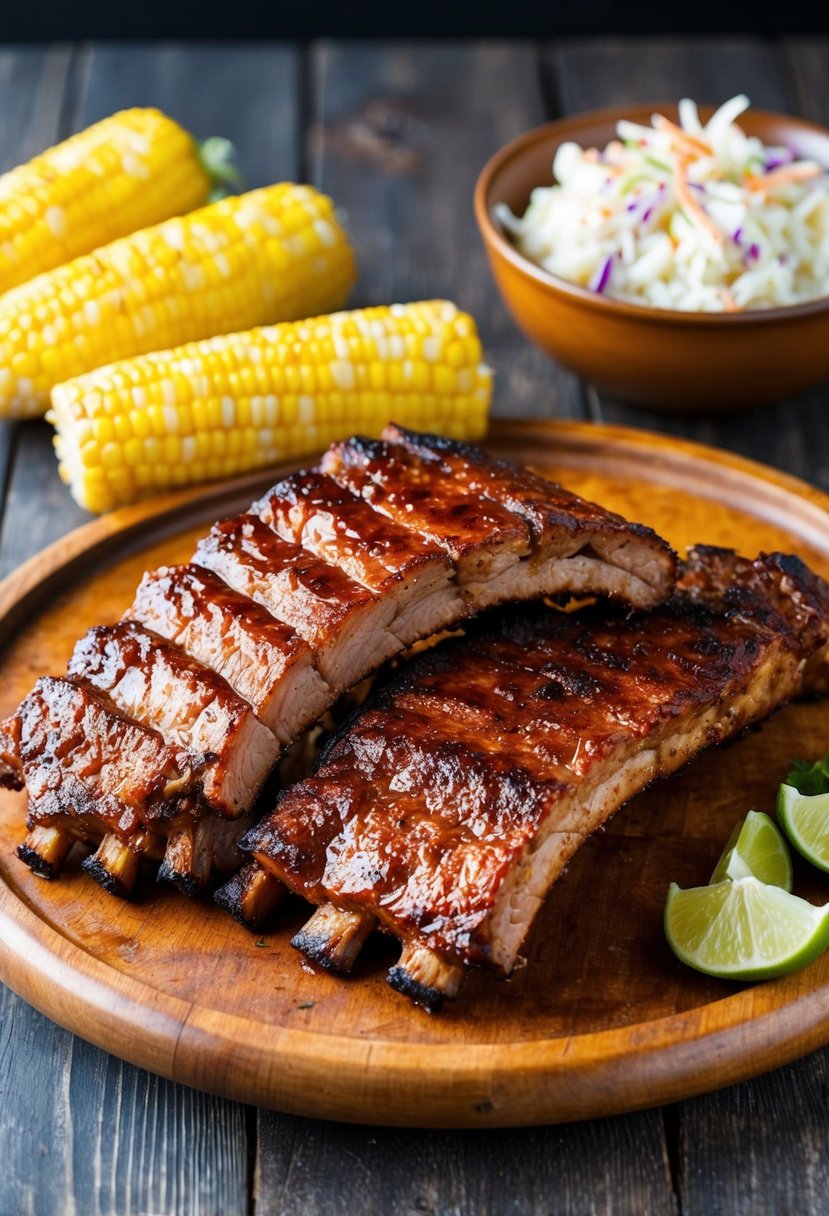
[2, 419, 829, 1128]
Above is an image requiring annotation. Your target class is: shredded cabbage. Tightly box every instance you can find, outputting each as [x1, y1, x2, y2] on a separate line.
[497, 95, 829, 312]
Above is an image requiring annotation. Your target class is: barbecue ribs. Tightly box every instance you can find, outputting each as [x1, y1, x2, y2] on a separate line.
[4, 426, 676, 897]
[233, 546, 829, 1008]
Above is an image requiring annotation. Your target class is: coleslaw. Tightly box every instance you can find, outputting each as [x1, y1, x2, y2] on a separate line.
[497, 95, 829, 312]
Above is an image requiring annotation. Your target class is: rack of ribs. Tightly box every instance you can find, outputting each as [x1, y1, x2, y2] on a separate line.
[3, 426, 676, 899]
[232, 546, 829, 1009]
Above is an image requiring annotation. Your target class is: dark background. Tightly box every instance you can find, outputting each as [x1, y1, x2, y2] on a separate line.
[1, 0, 827, 39]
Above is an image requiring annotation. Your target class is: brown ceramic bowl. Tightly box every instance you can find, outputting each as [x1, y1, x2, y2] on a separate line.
[475, 104, 829, 411]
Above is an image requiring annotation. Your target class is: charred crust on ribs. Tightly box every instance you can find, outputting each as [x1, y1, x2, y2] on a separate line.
[386, 964, 447, 1012]
[214, 858, 284, 930]
[81, 854, 135, 899]
[16, 842, 59, 879]
[245, 547, 829, 1002]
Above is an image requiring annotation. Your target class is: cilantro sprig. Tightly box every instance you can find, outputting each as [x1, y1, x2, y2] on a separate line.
[784, 750, 829, 797]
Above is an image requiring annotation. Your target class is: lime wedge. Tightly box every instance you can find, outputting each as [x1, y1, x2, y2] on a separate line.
[710, 810, 793, 890]
[777, 783, 829, 873]
[664, 877, 829, 980]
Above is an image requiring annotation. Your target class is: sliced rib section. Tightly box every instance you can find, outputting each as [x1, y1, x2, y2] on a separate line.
[253, 472, 463, 645]
[68, 620, 277, 816]
[7, 676, 203, 875]
[237, 547, 829, 1008]
[321, 435, 531, 585]
[130, 564, 329, 744]
[321, 429, 676, 609]
[383, 424, 674, 602]
[193, 514, 399, 692]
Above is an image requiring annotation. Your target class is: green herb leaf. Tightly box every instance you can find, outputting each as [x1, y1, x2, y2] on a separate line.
[255, 936, 268, 948]
[784, 750, 829, 797]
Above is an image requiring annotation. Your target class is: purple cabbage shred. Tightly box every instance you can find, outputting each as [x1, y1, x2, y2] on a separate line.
[590, 254, 614, 294]
[765, 148, 794, 172]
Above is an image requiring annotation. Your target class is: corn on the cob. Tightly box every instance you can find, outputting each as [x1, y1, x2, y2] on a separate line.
[50, 301, 492, 513]
[0, 108, 215, 297]
[0, 183, 356, 419]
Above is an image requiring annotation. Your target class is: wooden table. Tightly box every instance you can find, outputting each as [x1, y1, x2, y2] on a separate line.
[2, 34, 829, 1216]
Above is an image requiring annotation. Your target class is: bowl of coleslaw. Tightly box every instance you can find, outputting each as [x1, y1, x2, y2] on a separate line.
[474, 96, 829, 410]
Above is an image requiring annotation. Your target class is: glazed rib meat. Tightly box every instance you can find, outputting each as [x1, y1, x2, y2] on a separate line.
[68, 620, 278, 816]
[252, 472, 463, 646]
[130, 564, 330, 744]
[4, 676, 205, 895]
[193, 514, 401, 692]
[234, 547, 829, 1009]
[321, 425, 676, 609]
[7, 426, 677, 899]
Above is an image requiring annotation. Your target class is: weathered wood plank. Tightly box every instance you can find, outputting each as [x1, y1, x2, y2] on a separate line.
[0, 47, 74, 576]
[552, 38, 829, 490]
[310, 40, 585, 419]
[0, 983, 249, 1216]
[70, 41, 300, 189]
[678, 1053, 829, 1216]
[255, 1109, 677, 1216]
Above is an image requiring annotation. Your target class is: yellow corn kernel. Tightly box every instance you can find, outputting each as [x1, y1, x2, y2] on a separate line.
[3, 183, 357, 419]
[0, 109, 212, 297]
[49, 301, 492, 514]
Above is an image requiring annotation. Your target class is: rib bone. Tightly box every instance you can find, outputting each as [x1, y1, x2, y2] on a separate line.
[157, 816, 249, 898]
[387, 942, 464, 1011]
[291, 903, 375, 974]
[81, 833, 142, 898]
[16, 824, 75, 880]
[213, 858, 284, 930]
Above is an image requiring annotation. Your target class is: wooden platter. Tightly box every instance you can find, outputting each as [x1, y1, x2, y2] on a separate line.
[2, 418, 829, 1128]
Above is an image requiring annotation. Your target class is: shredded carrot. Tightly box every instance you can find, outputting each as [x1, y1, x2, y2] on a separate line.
[653, 115, 713, 160]
[745, 161, 823, 192]
[720, 288, 740, 312]
[673, 158, 724, 245]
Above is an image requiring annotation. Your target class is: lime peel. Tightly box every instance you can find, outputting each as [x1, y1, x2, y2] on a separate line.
[665, 876, 829, 981]
[710, 809, 793, 891]
[777, 783, 829, 874]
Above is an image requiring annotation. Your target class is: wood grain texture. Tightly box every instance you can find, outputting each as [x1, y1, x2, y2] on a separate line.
[552, 37, 829, 490]
[0, 48, 77, 577]
[311, 40, 585, 419]
[70, 41, 301, 188]
[0, 983, 250, 1216]
[3, 423, 829, 1128]
[678, 1054, 829, 1216]
[255, 1109, 677, 1216]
